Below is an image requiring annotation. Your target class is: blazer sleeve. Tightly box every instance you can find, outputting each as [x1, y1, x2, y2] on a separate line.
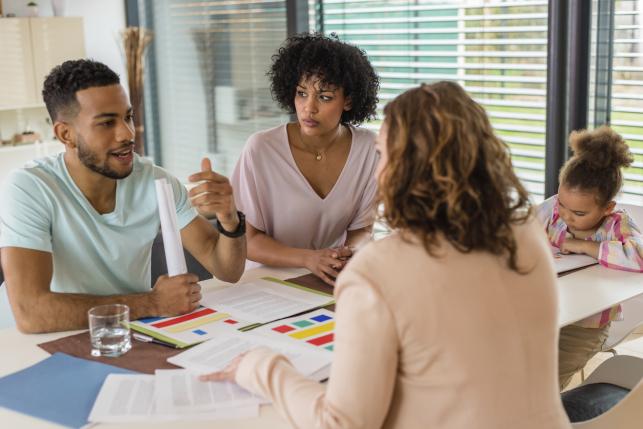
[235, 267, 399, 429]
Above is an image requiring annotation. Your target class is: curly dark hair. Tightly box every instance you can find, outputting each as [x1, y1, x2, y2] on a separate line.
[379, 82, 532, 272]
[559, 126, 634, 205]
[42, 59, 120, 121]
[268, 33, 379, 125]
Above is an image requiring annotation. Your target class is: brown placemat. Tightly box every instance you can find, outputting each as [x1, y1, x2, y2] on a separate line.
[38, 331, 182, 374]
[285, 273, 336, 311]
[37, 274, 334, 373]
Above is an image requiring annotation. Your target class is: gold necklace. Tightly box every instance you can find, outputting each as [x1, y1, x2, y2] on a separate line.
[296, 125, 342, 162]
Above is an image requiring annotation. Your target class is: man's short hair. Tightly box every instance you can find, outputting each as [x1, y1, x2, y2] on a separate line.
[42, 59, 120, 121]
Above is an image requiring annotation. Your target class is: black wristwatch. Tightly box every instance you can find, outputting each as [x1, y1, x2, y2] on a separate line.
[216, 211, 246, 238]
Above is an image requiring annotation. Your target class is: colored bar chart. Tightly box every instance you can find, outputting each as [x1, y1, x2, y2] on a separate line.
[266, 309, 335, 352]
[165, 313, 229, 333]
[131, 306, 244, 347]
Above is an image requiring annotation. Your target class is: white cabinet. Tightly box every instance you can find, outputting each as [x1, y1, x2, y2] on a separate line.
[30, 17, 85, 102]
[0, 17, 85, 110]
[0, 18, 38, 108]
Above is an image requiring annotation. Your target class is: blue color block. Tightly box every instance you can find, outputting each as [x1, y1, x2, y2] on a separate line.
[137, 316, 164, 324]
[193, 329, 207, 335]
[311, 314, 332, 323]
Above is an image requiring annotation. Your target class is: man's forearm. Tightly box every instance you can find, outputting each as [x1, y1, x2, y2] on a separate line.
[14, 290, 157, 334]
[211, 234, 246, 282]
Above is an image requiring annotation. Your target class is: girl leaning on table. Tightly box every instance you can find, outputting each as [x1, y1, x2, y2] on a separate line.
[535, 126, 643, 390]
[200, 82, 571, 429]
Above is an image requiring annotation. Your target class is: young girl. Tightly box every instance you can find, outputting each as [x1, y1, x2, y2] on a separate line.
[536, 125, 643, 390]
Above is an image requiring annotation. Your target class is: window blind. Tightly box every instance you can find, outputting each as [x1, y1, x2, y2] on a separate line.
[314, 0, 549, 199]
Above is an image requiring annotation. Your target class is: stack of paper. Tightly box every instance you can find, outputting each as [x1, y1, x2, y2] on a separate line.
[130, 277, 334, 348]
[89, 370, 262, 423]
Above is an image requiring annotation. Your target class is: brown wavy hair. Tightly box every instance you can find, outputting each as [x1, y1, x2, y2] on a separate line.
[559, 126, 634, 206]
[379, 82, 531, 272]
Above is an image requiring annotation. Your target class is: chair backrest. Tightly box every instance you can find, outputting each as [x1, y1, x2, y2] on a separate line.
[570, 355, 643, 428]
[582, 355, 643, 390]
[150, 231, 212, 285]
[571, 377, 643, 428]
[601, 203, 643, 352]
[615, 203, 643, 227]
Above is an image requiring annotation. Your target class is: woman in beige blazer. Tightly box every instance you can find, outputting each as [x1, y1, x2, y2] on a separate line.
[201, 81, 571, 429]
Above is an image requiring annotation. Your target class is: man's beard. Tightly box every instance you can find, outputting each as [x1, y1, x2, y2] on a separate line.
[76, 134, 134, 180]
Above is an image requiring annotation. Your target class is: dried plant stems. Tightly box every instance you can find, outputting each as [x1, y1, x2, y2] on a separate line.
[122, 26, 152, 156]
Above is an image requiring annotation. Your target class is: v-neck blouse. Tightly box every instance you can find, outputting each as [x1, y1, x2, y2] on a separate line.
[231, 124, 378, 250]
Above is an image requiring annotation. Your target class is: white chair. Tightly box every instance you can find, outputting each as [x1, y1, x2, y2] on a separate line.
[570, 355, 643, 428]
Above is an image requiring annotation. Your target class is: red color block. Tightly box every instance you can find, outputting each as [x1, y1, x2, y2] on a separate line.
[307, 333, 334, 346]
[224, 319, 238, 325]
[273, 325, 295, 333]
[152, 308, 215, 328]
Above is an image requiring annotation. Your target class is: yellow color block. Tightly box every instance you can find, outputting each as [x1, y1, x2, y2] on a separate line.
[289, 322, 335, 340]
[165, 313, 229, 333]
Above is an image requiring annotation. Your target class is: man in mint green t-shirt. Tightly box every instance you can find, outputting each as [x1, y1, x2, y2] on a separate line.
[0, 60, 246, 333]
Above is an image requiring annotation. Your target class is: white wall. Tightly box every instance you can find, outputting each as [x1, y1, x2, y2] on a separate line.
[2, 0, 128, 82]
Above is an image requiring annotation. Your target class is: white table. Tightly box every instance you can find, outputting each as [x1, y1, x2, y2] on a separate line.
[1, 264, 641, 428]
[558, 264, 643, 327]
[0, 266, 307, 429]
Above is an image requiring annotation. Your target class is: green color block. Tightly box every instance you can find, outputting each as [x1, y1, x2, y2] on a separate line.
[293, 320, 314, 328]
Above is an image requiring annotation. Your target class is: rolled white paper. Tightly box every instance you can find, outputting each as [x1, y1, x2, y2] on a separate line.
[155, 178, 187, 276]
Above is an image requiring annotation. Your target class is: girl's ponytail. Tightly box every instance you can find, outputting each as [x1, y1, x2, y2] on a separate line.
[559, 126, 634, 205]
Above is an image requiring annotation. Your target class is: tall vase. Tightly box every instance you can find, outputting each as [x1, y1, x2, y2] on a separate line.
[51, 0, 66, 17]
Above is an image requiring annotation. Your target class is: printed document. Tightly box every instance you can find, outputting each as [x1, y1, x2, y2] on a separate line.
[155, 369, 263, 412]
[89, 374, 259, 423]
[168, 329, 332, 377]
[201, 278, 333, 323]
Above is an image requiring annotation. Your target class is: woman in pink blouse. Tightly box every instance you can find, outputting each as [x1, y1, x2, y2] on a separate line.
[230, 33, 380, 285]
[202, 82, 571, 429]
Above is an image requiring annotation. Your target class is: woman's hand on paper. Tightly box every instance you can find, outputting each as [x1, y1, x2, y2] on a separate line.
[305, 246, 353, 286]
[151, 274, 202, 315]
[188, 157, 239, 229]
[199, 352, 247, 383]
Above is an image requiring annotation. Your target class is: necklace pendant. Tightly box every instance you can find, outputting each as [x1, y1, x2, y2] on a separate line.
[316, 153, 323, 161]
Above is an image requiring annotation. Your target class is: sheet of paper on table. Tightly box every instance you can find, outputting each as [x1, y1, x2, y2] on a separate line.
[550, 246, 598, 274]
[200, 277, 334, 324]
[252, 309, 336, 354]
[130, 306, 250, 348]
[88, 373, 260, 423]
[154, 369, 265, 412]
[167, 329, 332, 378]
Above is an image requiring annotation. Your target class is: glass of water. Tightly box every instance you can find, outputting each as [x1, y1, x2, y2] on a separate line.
[88, 304, 132, 357]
